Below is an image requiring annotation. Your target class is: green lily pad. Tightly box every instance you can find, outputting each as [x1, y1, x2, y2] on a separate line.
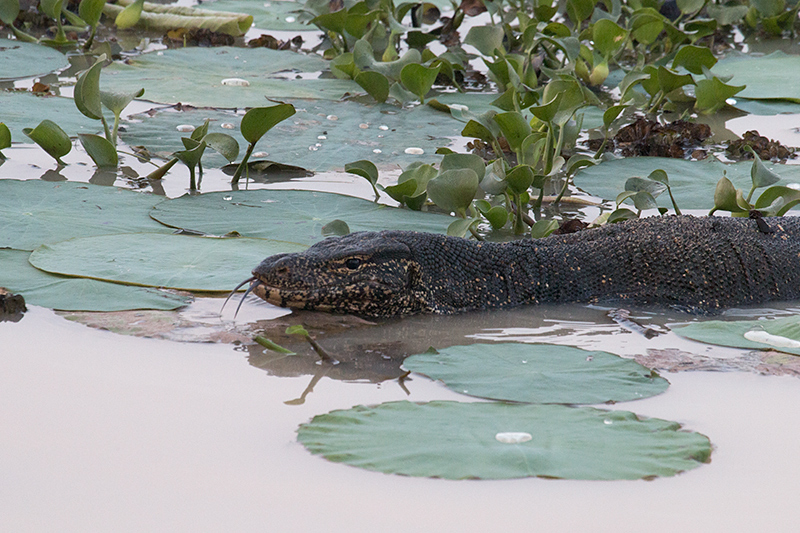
[673, 315, 800, 356]
[28, 233, 306, 292]
[403, 343, 669, 404]
[0, 180, 172, 251]
[103, 47, 360, 105]
[712, 52, 800, 102]
[205, 0, 308, 31]
[121, 99, 467, 171]
[297, 400, 711, 480]
[574, 157, 800, 210]
[150, 189, 453, 245]
[0, 92, 100, 140]
[0, 249, 189, 311]
[0, 39, 69, 81]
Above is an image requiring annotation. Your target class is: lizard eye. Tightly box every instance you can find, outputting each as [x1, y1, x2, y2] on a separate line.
[344, 258, 361, 270]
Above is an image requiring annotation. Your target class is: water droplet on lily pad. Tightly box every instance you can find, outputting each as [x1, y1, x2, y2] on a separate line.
[604, 419, 613, 425]
[726, 98, 737, 105]
[221, 78, 250, 87]
[176, 124, 195, 132]
[372, 149, 382, 154]
[404, 147, 424, 155]
[223, 195, 232, 201]
[359, 123, 369, 129]
[309, 146, 318, 151]
[496, 432, 532, 444]
[317, 135, 327, 140]
[379, 125, 389, 131]
[449, 104, 469, 111]
[285, 16, 296, 23]
[221, 123, 235, 130]
[253, 151, 268, 157]
[326, 115, 338, 121]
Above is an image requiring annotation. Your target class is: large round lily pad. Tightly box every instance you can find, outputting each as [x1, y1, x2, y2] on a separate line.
[28, 233, 306, 292]
[0, 92, 101, 139]
[205, 0, 308, 31]
[712, 51, 800, 102]
[297, 400, 711, 480]
[403, 343, 669, 404]
[103, 47, 359, 105]
[122, 99, 466, 171]
[0, 249, 189, 311]
[574, 157, 800, 209]
[0, 39, 69, 81]
[150, 189, 453, 245]
[673, 315, 800, 356]
[0, 180, 172, 251]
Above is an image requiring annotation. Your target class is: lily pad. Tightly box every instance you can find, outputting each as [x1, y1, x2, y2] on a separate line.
[297, 400, 711, 480]
[103, 47, 360, 105]
[712, 52, 800, 102]
[121, 99, 467, 171]
[28, 233, 306, 292]
[0, 39, 69, 81]
[0, 180, 172, 251]
[574, 157, 800, 209]
[150, 189, 453, 245]
[673, 315, 800, 356]
[205, 0, 308, 31]
[403, 343, 669, 404]
[0, 249, 189, 311]
[0, 92, 100, 139]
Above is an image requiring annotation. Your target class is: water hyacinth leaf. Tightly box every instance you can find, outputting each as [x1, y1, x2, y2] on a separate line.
[625, 176, 666, 197]
[0, 123, 10, 154]
[115, 0, 145, 28]
[0, 249, 190, 312]
[100, 88, 145, 117]
[439, 153, 486, 182]
[713, 176, 749, 213]
[672, 45, 717, 75]
[461, 119, 498, 145]
[673, 316, 800, 356]
[657, 66, 694, 95]
[240, 103, 296, 144]
[695, 77, 745, 114]
[630, 8, 664, 44]
[150, 189, 452, 245]
[400, 63, 441, 103]
[79, 0, 106, 27]
[592, 19, 627, 57]
[355, 71, 390, 103]
[297, 400, 710, 480]
[574, 157, 800, 210]
[201, 132, 239, 162]
[446, 217, 480, 238]
[344, 159, 380, 197]
[0, 180, 172, 251]
[676, 0, 704, 14]
[426, 169, 480, 215]
[0, 0, 18, 23]
[405, 343, 669, 403]
[311, 7, 347, 34]
[74, 56, 105, 121]
[39, 0, 62, 18]
[754, 186, 800, 215]
[529, 93, 562, 123]
[748, 148, 781, 189]
[528, 218, 557, 239]
[383, 179, 418, 205]
[476, 201, 508, 230]
[353, 40, 423, 80]
[23, 120, 72, 165]
[78, 133, 118, 167]
[706, 4, 748, 25]
[494, 112, 532, 153]
[29, 234, 307, 292]
[505, 165, 535, 195]
[464, 25, 505, 56]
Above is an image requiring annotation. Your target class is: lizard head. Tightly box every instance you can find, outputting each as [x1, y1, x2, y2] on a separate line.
[247, 231, 429, 317]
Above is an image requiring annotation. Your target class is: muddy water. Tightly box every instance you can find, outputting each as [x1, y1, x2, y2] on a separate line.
[4, 301, 800, 531]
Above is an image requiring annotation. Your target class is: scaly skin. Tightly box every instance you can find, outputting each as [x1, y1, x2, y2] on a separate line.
[249, 215, 800, 318]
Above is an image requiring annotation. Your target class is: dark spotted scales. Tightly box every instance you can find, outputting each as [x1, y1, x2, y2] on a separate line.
[250, 216, 800, 317]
